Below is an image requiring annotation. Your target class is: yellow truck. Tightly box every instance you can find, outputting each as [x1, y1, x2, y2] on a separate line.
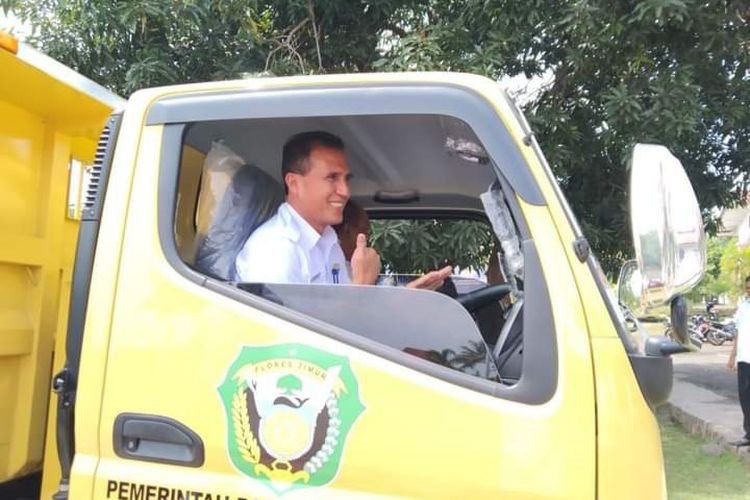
[1, 32, 705, 499]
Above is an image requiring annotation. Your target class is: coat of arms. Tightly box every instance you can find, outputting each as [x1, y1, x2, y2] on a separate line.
[218, 343, 364, 495]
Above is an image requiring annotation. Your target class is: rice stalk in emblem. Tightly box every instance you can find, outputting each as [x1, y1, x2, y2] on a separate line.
[219, 344, 364, 495]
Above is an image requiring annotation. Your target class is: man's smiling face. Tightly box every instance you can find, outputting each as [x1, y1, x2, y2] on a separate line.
[285, 145, 351, 234]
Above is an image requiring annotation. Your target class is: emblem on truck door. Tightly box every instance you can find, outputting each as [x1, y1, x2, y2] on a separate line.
[219, 344, 364, 495]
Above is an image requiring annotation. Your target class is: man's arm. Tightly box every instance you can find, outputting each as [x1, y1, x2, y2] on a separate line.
[406, 266, 453, 291]
[729, 305, 741, 371]
[346, 231, 452, 290]
[729, 330, 738, 371]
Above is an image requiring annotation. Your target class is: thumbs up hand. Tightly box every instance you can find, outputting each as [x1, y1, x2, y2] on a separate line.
[350, 233, 381, 285]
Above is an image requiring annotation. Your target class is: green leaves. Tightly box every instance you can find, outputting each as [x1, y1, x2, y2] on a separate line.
[11, 0, 750, 275]
[692, 236, 750, 301]
[602, 83, 644, 129]
[719, 238, 750, 297]
[370, 219, 494, 275]
[632, 0, 690, 25]
[11, 0, 415, 94]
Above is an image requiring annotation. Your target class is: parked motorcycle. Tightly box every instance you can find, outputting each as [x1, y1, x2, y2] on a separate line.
[704, 300, 737, 345]
[705, 326, 735, 346]
[690, 314, 734, 346]
[664, 318, 705, 348]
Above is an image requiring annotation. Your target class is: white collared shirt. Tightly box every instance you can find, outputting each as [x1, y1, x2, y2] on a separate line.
[735, 297, 750, 364]
[234, 202, 350, 285]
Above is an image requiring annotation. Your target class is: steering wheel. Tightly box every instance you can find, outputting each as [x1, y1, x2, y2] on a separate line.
[456, 284, 513, 312]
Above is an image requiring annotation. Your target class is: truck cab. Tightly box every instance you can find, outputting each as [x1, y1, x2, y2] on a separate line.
[1, 34, 704, 499]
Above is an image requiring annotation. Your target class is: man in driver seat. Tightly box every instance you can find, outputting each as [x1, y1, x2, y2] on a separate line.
[235, 131, 450, 289]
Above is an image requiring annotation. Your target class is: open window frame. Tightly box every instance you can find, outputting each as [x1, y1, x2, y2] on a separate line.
[152, 82, 558, 404]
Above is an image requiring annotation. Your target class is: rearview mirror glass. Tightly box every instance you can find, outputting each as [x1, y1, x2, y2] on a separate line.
[629, 144, 706, 307]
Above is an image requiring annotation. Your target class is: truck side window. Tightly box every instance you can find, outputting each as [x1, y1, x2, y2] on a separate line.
[164, 111, 556, 403]
[241, 282, 501, 381]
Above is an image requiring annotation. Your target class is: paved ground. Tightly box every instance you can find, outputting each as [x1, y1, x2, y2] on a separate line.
[665, 340, 750, 462]
[673, 343, 736, 400]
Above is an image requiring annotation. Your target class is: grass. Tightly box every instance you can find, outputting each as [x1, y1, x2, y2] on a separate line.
[659, 410, 750, 499]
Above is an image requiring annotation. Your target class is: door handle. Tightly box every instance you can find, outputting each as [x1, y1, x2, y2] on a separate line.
[113, 413, 204, 467]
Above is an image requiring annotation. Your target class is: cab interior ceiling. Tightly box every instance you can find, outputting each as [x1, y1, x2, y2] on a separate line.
[184, 114, 498, 212]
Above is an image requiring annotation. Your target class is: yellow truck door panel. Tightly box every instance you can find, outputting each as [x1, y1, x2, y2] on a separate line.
[92, 268, 596, 498]
[79, 110, 597, 498]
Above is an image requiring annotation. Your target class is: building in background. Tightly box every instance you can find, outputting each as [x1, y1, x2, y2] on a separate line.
[720, 203, 750, 246]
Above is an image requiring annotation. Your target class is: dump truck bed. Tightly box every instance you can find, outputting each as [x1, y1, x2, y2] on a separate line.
[0, 35, 123, 486]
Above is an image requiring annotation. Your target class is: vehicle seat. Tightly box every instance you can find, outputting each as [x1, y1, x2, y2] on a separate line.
[193, 163, 284, 280]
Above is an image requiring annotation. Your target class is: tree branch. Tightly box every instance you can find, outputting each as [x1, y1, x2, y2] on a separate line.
[307, 0, 323, 71]
[264, 17, 311, 72]
[286, 16, 310, 40]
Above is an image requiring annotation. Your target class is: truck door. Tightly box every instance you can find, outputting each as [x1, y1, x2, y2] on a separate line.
[80, 79, 597, 499]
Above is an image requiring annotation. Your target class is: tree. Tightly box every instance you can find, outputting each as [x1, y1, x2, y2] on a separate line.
[689, 236, 732, 301]
[719, 237, 750, 299]
[3, 0, 414, 95]
[7, 0, 750, 274]
[689, 236, 750, 303]
[377, 0, 750, 273]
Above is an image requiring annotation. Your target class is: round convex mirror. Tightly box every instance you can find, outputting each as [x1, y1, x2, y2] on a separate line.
[629, 144, 706, 307]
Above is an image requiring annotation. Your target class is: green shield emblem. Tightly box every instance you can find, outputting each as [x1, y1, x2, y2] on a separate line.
[218, 343, 365, 495]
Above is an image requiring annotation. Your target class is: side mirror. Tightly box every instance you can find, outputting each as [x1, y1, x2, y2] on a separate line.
[628, 144, 706, 353]
[629, 144, 706, 307]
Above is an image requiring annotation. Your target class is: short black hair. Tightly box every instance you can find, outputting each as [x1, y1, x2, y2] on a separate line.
[282, 131, 345, 179]
[745, 275, 750, 285]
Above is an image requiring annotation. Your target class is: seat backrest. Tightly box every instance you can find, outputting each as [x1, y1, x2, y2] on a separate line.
[193, 163, 284, 280]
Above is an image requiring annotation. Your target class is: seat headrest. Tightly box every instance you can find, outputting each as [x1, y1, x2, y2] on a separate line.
[194, 164, 284, 280]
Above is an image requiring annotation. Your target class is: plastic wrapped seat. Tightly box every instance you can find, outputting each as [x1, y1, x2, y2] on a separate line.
[193, 161, 284, 281]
